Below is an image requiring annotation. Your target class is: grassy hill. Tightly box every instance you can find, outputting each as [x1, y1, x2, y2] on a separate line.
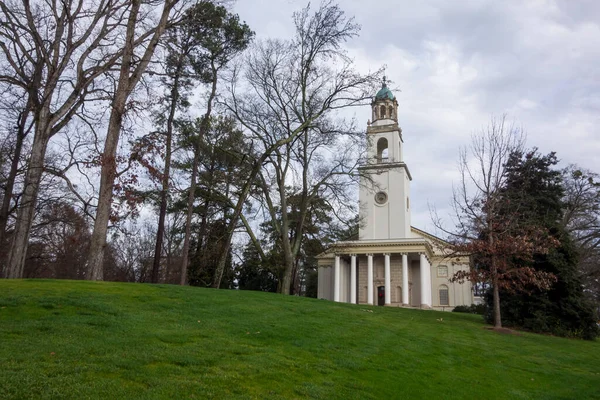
[0, 280, 598, 399]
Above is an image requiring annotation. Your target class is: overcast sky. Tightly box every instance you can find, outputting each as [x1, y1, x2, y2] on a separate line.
[232, 0, 600, 234]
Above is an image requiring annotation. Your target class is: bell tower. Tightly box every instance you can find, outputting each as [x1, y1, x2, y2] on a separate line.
[359, 77, 412, 240]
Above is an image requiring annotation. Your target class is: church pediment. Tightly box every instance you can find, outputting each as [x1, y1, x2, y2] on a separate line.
[316, 237, 434, 260]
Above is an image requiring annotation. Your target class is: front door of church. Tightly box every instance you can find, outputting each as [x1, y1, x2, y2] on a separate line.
[377, 286, 385, 306]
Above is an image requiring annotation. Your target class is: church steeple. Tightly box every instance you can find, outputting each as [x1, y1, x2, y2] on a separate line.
[359, 73, 410, 240]
[371, 76, 398, 125]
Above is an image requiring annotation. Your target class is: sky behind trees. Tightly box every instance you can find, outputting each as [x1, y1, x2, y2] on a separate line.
[234, 0, 600, 233]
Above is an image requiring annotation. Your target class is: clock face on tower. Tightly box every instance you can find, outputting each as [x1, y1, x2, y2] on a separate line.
[374, 191, 388, 205]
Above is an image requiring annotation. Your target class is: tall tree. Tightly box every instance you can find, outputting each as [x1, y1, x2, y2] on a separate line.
[177, 4, 253, 285]
[216, 0, 381, 293]
[142, 2, 231, 283]
[439, 116, 556, 328]
[494, 152, 599, 339]
[0, 0, 141, 278]
[86, 0, 183, 280]
[0, 93, 32, 254]
[561, 166, 600, 309]
[256, 193, 336, 295]
[184, 116, 251, 287]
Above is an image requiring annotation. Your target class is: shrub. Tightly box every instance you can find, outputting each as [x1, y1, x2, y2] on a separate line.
[453, 304, 486, 315]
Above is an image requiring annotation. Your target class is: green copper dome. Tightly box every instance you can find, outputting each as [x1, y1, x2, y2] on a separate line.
[375, 80, 394, 100]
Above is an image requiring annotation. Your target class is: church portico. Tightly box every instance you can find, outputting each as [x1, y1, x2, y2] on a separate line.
[316, 77, 474, 311]
[317, 240, 435, 308]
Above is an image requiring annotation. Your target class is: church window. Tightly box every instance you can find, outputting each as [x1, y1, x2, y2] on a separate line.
[437, 265, 448, 277]
[389, 106, 394, 119]
[439, 285, 449, 306]
[380, 104, 386, 118]
[377, 137, 388, 163]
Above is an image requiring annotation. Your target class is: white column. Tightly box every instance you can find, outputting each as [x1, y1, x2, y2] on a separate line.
[402, 253, 409, 305]
[420, 253, 431, 308]
[367, 254, 374, 305]
[334, 255, 340, 302]
[425, 256, 432, 306]
[384, 253, 391, 305]
[350, 254, 357, 304]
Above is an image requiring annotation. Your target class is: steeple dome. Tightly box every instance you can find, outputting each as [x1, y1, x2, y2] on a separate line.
[375, 77, 395, 100]
[371, 76, 398, 124]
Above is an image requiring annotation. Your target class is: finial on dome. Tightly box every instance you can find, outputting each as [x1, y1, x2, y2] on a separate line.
[374, 74, 394, 101]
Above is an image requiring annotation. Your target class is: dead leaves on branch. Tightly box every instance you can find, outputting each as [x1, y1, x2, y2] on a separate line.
[450, 224, 560, 293]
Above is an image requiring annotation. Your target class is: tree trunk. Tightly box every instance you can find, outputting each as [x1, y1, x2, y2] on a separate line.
[151, 71, 180, 283]
[489, 222, 502, 328]
[276, 155, 295, 295]
[192, 196, 210, 276]
[4, 119, 49, 278]
[212, 182, 251, 288]
[0, 114, 27, 253]
[86, 0, 174, 280]
[151, 181, 169, 283]
[192, 158, 216, 279]
[179, 147, 200, 286]
[211, 129, 317, 289]
[86, 97, 126, 280]
[279, 232, 295, 295]
[180, 62, 218, 285]
[492, 275, 502, 328]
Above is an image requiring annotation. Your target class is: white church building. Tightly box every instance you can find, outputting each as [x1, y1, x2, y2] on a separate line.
[317, 80, 474, 310]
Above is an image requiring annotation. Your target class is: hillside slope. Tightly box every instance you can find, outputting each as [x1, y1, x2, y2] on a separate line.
[0, 280, 598, 399]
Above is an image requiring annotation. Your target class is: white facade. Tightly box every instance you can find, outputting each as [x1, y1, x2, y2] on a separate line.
[317, 79, 474, 311]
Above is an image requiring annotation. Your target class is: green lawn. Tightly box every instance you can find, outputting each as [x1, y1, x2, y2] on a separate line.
[0, 280, 598, 399]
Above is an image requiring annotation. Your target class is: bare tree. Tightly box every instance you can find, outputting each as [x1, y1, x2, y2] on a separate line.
[0, 89, 33, 252]
[435, 116, 555, 328]
[215, 1, 381, 293]
[562, 165, 600, 308]
[0, 0, 167, 278]
[85, 0, 183, 280]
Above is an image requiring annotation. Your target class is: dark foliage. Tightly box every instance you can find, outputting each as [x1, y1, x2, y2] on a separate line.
[187, 220, 235, 289]
[236, 243, 278, 292]
[453, 304, 486, 315]
[485, 150, 599, 339]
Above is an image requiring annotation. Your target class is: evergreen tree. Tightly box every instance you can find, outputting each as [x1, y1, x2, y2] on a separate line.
[236, 243, 278, 292]
[488, 150, 599, 339]
[177, 116, 251, 288]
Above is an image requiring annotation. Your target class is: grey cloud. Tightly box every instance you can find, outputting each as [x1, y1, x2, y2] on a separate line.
[232, 0, 600, 230]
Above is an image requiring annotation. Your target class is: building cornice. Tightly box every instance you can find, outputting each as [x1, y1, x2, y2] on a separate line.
[358, 161, 412, 180]
[317, 238, 435, 261]
[366, 123, 401, 135]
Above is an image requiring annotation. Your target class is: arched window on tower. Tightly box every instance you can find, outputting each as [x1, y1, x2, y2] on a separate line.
[377, 137, 388, 163]
[389, 105, 394, 119]
[380, 104, 386, 119]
